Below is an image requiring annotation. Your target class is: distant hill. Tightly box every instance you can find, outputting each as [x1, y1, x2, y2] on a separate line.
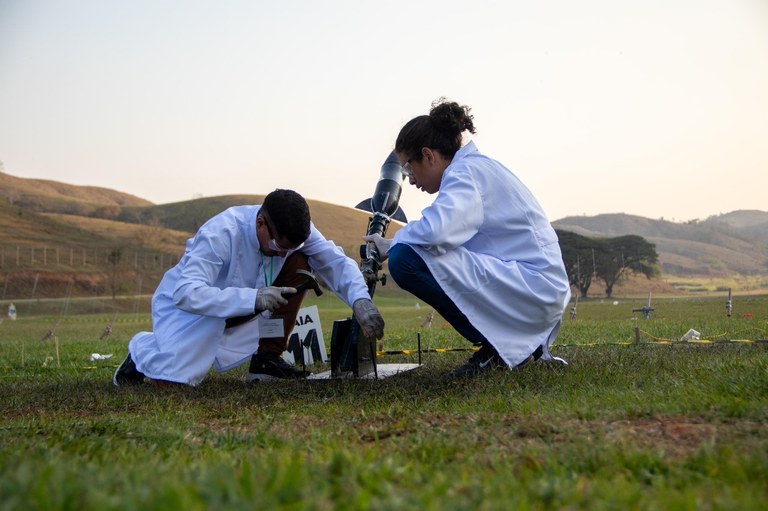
[0, 196, 112, 247]
[702, 210, 768, 246]
[114, 195, 391, 253]
[1, 170, 766, 300]
[552, 212, 768, 277]
[0, 172, 400, 299]
[707, 210, 768, 230]
[0, 171, 151, 216]
[0, 171, 398, 253]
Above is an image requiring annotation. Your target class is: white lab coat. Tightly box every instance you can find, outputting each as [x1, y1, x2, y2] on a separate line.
[129, 205, 369, 385]
[392, 141, 571, 367]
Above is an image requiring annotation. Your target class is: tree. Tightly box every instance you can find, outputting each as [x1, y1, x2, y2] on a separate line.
[595, 235, 658, 298]
[557, 230, 603, 298]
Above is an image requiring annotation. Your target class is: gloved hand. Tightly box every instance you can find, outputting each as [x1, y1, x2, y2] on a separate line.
[353, 298, 385, 340]
[362, 234, 393, 261]
[255, 286, 297, 312]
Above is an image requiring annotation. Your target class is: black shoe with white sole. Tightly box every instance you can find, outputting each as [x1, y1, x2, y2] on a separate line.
[448, 343, 544, 378]
[112, 352, 146, 386]
[247, 352, 310, 382]
[447, 343, 506, 378]
[512, 344, 545, 370]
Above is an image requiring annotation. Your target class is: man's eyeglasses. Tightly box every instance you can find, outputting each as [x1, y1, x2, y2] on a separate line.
[262, 213, 304, 253]
[267, 237, 295, 253]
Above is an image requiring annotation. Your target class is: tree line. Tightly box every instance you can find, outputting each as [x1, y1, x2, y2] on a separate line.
[556, 230, 659, 298]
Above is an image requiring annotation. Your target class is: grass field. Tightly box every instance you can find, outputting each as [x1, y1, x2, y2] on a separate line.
[1, 294, 766, 510]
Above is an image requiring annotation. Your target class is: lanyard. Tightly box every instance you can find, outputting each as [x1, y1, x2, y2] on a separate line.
[260, 250, 274, 287]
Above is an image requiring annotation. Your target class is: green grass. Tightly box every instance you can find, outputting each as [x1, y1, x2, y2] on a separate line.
[1, 295, 767, 510]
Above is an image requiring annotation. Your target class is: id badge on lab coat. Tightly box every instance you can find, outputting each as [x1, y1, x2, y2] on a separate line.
[258, 316, 285, 338]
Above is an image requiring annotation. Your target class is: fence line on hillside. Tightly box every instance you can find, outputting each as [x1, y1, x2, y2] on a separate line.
[0, 245, 183, 271]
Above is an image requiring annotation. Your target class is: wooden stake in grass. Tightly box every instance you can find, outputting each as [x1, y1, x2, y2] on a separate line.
[55, 336, 60, 368]
[569, 295, 579, 321]
[27, 272, 40, 315]
[133, 274, 143, 316]
[40, 320, 60, 342]
[100, 312, 117, 340]
[40, 280, 73, 342]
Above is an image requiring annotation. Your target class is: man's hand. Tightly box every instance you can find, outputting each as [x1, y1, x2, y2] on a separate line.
[353, 298, 385, 340]
[256, 286, 297, 312]
[362, 234, 393, 261]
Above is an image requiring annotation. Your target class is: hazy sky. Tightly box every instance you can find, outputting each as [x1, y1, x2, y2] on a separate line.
[1, 0, 766, 224]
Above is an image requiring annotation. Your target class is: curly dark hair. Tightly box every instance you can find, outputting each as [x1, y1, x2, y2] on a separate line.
[261, 189, 311, 244]
[395, 98, 477, 163]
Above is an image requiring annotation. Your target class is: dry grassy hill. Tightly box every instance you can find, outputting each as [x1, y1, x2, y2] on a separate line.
[0, 172, 402, 299]
[115, 194, 399, 256]
[0, 171, 151, 216]
[2, 170, 766, 300]
[42, 213, 191, 255]
[553, 212, 768, 277]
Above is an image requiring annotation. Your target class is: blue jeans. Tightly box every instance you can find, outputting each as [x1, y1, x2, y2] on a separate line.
[388, 244, 487, 345]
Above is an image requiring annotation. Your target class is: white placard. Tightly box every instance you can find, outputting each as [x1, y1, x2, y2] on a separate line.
[283, 305, 327, 365]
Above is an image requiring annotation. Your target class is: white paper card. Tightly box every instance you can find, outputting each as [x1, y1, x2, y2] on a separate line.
[258, 317, 285, 338]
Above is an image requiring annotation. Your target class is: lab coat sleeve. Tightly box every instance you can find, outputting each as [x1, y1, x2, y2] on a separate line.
[302, 224, 370, 307]
[394, 169, 484, 255]
[172, 228, 258, 318]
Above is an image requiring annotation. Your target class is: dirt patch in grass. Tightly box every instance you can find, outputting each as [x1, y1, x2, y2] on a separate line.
[603, 417, 718, 456]
[451, 414, 766, 460]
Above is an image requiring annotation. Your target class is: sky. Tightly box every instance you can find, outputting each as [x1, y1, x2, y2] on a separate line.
[1, 0, 767, 224]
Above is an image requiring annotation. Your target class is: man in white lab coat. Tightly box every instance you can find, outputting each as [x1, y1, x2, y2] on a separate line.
[365, 100, 570, 377]
[114, 189, 384, 386]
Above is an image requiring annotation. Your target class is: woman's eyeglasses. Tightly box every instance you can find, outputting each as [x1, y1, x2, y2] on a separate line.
[401, 159, 413, 178]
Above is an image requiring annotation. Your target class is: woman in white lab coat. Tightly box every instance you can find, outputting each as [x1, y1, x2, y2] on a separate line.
[365, 100, 571, 377]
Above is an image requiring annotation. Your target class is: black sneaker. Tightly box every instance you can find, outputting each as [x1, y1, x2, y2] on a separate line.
[448, 344, 544, 378]
[113, 353, 146, 386]
[247, 353, 310, 382]
[513, 345, 545, 370]
[447, 343, 506, 378]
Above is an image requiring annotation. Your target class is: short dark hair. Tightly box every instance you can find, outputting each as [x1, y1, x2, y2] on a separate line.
[395, 98, 477, 163]
[261, 189, 311, 244]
